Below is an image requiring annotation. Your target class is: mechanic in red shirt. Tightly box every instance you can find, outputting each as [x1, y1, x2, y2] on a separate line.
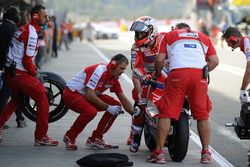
[0, 5, 59, 146]
[127, 16, 168, 153]
[222, 27, 250, 103]
[147, 23, 219, 164]
[63, 54, 136, 150]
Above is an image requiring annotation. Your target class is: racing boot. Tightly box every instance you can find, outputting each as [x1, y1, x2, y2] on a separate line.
[129, 125, 143, 153]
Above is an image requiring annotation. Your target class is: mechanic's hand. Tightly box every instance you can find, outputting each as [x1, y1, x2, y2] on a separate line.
[107, 105, 123, 115]
[240, 89, 249, 103]
[132, 106, 142, 118]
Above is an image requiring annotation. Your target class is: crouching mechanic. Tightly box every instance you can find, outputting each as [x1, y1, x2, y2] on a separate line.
[222, 27, 250, 103]
[147, 23, 219, 164]
[127, 16, 167, 153]
[63, 54, 137, 150]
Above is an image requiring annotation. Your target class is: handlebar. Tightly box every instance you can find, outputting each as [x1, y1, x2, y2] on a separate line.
[143, 79, 165, 90]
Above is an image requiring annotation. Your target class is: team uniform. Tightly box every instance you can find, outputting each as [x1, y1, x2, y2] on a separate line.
[0, 23, 52, 142]
[240, 37, 250, 61]
[157, 29, 217, 120]
[131, 32, 167, 102]
[63, 63, 123, 144]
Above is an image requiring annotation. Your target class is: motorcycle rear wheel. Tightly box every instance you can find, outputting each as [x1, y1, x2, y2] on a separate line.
[22, 71, 68, 123]
[168, 112, 189, 162]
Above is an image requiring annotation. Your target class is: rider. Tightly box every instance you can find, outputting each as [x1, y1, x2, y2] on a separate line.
[222, 27, 250, 103]
[63, 54, 136, 150]
[0, 5, 59, 146]
[128, 16, 167, 153]
[147, 23, 219, 164]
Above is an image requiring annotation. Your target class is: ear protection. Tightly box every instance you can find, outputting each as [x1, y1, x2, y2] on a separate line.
[109, 60, 117, 69]
[226, 35, 238, 47]
[31, 13, 40, 24]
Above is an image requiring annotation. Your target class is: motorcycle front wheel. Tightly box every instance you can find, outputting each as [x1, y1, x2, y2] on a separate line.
[22, 71, 68, 123]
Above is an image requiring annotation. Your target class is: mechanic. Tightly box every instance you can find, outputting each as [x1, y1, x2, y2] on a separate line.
[0, 6, 27, 128]
[222, 27, 250, 103]
[147, 23, 219, 164]
[0, 5, 59, 146]
[63, 54, 137, 150]
[127, 16, 167, 153]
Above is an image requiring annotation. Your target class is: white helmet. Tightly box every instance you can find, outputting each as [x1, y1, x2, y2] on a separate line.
[130, 16, 158, 46]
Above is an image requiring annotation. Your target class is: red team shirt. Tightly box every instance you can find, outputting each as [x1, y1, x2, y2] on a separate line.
[164, 29, 216, 71]
[66, 64, 122, 96]
[6, 23, 40, 76]
[240, 36, 250, 61]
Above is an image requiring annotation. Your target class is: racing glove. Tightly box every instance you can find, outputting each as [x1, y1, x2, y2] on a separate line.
[240, 89, 249, 103]
[107, 105, 123, 115]
[142, 74, 152, 82]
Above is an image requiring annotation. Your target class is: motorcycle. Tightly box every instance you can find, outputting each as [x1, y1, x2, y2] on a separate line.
[143, 75, 191, 162]
[225, 94, 250, 166]
[22, 71, 69, 123]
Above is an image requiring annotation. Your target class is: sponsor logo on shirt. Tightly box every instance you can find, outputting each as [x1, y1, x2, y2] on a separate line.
[179, 32, 199, 38]
[145, 55, 155, 62]
[246, 52, 250, 59]
[184, 44, 197, 48]
[104, 84, 113, 88]
[245, 47, 250, 53]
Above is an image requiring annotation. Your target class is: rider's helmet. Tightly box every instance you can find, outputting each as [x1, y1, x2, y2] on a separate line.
[130, 16, 158, 46]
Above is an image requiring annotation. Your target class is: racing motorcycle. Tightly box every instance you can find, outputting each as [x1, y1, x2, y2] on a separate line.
[143, 74, 191, 162]
[21, 71, 69, 123]
[225, 93, 250, 166]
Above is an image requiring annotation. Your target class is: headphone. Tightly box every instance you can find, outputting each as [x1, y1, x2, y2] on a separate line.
[109, 54, 127, 69]
[109, 60, 118, 69]
[31, 13, 40, 24]
[226, 35, 238, 47]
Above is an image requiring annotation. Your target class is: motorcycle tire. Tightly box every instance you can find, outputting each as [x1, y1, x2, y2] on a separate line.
[22, 71, 69, 123]
[168, 112, 189, 162]
[144, 118, 156, 152]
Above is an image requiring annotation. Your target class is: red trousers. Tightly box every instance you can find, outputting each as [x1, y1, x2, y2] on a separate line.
[157, 68, 212, 120]
[63, 88, 121, 141]
[0, 70, 49, 140]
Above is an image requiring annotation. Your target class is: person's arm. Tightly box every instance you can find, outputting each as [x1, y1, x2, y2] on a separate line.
[115, 92, 134, 115]
[132, 76, 142, 98]
[241, 61, 250, 90]
[155, 52, 166, 77]
[22, 31, 37, 76]
[85, 87, 109, 110]
[154, 33, 167, 77]
[207, 55, 219, 72]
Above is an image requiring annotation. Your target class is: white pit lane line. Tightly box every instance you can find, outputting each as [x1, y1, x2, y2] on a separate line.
[87, 42, 234, 167]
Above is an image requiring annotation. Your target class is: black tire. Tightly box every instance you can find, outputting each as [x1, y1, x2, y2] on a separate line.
[22, 71, 69, 123]
[168, 112, 189, 162]
[144, 118, 156, 152]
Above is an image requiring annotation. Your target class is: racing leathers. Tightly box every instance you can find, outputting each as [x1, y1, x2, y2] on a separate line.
[63, 63, 124, 143]
[129, 32, 167, 152]
[0, 22, 50, 141]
